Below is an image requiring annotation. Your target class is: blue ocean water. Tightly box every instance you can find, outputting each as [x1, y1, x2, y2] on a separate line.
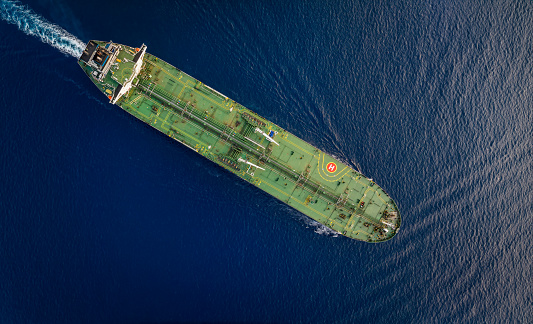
[1, 0, 532, 322]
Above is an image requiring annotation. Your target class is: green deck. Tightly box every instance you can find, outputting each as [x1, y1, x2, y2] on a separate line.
[78, 40, 401, 242]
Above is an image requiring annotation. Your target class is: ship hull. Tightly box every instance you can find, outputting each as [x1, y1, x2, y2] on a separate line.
[78, 40, 401, 242]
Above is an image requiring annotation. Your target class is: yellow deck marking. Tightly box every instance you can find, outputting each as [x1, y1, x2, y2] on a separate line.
[260, 180, 332, 221]
[194, 86, 229, 110]
[283, 136, 315, 156]
[129, 97, 210, 147]
[132, 107, 150, 120]
[173, 126, 209, 148]
[177, 84, 187, 100]
[351, 230, 371, 237]
[354, 179, 367, 186]
[144, 60, 231, 120]
[363, 186, 376, 197]
[319, 152, 349, 177]
[314, 152, 351, 182]
[375, 192, 387, 204]
[153, 65, 229, 111]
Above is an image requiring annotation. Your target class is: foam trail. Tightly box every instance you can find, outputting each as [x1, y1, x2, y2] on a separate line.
[0, 0, 85, 58]
[301, 217, 340, 237]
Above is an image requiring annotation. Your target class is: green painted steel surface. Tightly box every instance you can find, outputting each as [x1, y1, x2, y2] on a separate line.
[78, 40, 401, 242]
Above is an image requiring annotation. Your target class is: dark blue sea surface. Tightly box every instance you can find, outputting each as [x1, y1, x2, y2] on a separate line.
[1, 0, 532, 322]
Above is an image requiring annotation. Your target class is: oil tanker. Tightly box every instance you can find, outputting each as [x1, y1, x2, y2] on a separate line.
[78, 40, 401, 242]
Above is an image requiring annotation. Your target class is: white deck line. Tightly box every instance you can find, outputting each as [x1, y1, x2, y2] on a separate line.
[204, 84, 228, 99]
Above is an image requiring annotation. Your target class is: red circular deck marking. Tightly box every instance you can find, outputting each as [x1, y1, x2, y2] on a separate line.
[326, 162, 337, 173]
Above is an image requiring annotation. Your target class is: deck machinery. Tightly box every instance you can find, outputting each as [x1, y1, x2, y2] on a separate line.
[78, 40, 401, 242]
